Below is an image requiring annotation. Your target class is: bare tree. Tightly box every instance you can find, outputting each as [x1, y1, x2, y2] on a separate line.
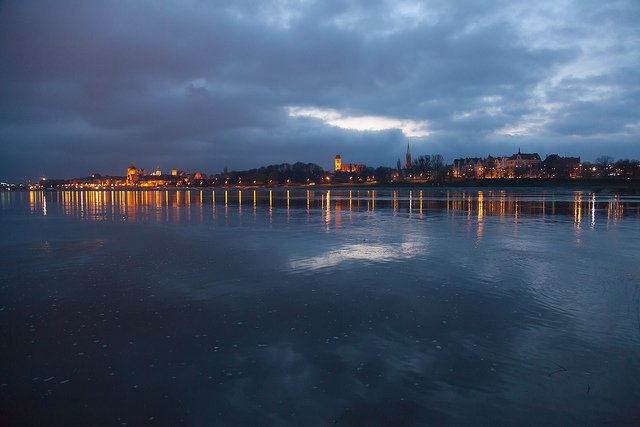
[595, 155, 614, 167]
[431, 154, 444, 171]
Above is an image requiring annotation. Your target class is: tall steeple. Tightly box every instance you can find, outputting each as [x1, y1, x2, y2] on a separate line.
[404, 143, 412, 170]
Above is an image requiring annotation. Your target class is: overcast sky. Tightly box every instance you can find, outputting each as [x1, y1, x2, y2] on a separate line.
[1, 0, 638, 181]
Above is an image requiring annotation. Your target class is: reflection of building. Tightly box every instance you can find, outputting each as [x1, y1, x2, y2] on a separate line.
[334, 155, 366, 173]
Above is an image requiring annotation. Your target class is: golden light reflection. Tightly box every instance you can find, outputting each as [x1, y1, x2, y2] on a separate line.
[573, 192, 582, 226]
[29, 190, 35, 213]
[252, 190, 256, 220]
[18, 189, 637, 226]
[325, 191, 331, 229]
[393, 191, 398, 214]
[212, 190, 216, 216]
[269, 190, 273, 224]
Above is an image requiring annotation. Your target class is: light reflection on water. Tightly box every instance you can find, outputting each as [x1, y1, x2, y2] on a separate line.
[1, 189, 640, 425]
[21, 188, 640, 226]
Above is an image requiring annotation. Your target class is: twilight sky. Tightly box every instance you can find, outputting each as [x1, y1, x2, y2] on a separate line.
[1, 0, 638, 181]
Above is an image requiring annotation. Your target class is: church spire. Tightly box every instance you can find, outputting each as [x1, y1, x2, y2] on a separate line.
[404, 143, 412, 170]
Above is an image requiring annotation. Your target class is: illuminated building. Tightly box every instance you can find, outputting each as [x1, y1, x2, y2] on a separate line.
[452, 150, 542, 179]
[126, 164, 146, 185]
[453, 157, 486, 178]
[505, 149, 541, 177]
[334, 155, 366, 173]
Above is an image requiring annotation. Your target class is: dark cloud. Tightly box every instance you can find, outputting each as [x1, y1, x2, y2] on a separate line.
[0, 0, 638, 181]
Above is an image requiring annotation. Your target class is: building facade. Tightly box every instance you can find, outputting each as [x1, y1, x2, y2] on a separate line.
[334, 155, 366, 173]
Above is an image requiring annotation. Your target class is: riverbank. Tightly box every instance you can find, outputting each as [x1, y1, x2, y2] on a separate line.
[6, 178, 640, 193]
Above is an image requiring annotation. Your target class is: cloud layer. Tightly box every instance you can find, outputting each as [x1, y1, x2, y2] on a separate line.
[0, 0, 638, 181]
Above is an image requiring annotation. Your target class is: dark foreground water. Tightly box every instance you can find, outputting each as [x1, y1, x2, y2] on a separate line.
[1, 188, 639, 426]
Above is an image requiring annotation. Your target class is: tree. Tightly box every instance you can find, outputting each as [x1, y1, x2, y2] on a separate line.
[412, 155, 431, 172]
[595, 155, 614, 167]
[431, 154, 444, 171]
[431, 154, 445, 182]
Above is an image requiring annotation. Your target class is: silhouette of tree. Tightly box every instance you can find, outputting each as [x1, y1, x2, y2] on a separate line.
[596, 155, 614, 167]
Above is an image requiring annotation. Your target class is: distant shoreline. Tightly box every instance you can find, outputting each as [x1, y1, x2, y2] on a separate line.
[7, 178, 640, 193]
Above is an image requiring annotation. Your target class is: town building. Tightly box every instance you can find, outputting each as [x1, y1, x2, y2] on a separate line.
[334, 155, 366, 173]
[541, 155, 581, 178]
[452, 150, 542, 179]
[505, 149, 541, 178]
[126, 164, 146, 185]
[453, 157, 486, 178]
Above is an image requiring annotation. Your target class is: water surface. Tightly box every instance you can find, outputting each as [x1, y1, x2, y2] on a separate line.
[1, 189, 639, 425]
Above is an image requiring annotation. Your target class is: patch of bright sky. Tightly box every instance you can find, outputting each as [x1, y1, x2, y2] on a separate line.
[452, 96, 504, 120]
[225, 0, 312, 29]
[331, 0, 441, 36]
[288, 106, 430, 137]
[495, 108, 552, 137]
[453, 107, 503, 121]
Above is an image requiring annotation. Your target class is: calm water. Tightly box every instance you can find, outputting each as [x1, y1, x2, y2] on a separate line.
[1, 188, 639, 425]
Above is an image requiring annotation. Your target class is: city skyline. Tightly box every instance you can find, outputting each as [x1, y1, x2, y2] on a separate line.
[14, 145, 637, 184]
[1, 1, 638, 183]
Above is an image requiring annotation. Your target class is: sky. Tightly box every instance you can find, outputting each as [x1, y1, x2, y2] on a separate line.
[1, 0, 638, 182]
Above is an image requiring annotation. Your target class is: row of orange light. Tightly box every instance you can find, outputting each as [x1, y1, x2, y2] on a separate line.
[27, 190, 630, 222]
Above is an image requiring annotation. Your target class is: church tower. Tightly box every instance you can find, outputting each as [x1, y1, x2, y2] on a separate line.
[335, 155, 342, 172]
[404, 144, 412, 170]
